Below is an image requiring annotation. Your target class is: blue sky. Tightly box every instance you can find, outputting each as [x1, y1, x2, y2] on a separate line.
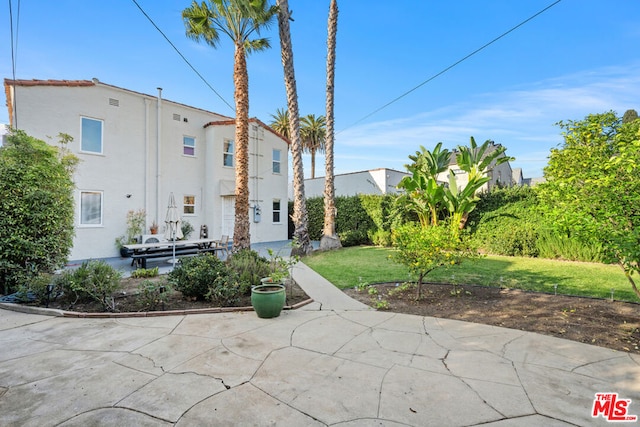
[2, 0, 640, 179]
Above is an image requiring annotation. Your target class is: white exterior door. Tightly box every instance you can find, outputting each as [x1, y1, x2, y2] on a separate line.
[222, 196, 235, 238]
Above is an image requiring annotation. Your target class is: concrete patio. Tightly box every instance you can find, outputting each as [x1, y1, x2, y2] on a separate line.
[1, 243, 639, 426]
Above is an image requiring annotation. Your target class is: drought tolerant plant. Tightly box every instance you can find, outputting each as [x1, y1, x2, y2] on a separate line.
[115, 209, 146, 248]
[54, 260, 123, 311]
[226, 249, 270, 287]
[130, 267, 160, 279]
[168, 253, 249, 305]
[136, 280, 171, 311]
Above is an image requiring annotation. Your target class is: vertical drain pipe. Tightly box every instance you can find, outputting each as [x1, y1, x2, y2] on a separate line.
[156, 87, 162, 227]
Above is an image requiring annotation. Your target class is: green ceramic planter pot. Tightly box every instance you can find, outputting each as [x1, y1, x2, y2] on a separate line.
[251, 284, 286, 318]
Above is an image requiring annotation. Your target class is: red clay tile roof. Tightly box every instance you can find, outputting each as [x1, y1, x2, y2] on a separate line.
[204, 117, 290, 144]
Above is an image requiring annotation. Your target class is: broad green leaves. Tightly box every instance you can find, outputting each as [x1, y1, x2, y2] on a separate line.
[539, 111, 640, 298]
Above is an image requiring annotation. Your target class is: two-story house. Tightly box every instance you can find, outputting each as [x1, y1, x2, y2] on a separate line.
[437, 141, 514, 192]
[4, 78, 289, 260]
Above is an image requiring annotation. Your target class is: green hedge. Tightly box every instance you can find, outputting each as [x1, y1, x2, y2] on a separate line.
[289, 194, 402, 246]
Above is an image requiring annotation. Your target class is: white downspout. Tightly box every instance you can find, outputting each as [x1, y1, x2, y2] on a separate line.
[156, 88, 162, 227]
[144, 98, 150, 221]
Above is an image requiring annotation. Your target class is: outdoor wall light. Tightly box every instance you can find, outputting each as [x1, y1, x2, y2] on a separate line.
[126, 194, 132, 198]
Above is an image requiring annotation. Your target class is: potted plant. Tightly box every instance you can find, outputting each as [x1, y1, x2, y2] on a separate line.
[115, 209, 146, 257]
[252, 247, 300, 318]
[149, 221, 159, 234]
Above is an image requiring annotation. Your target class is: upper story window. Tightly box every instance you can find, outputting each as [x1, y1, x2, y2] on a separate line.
[272, 199, 281, 223]
[183, 136, 195, 156]
[272, 149, 281, 174]
[81, 117, 103, 154]
[80, 190, 103, 226]
[184, 195, 195, 215]
[223, 139, 234, 167]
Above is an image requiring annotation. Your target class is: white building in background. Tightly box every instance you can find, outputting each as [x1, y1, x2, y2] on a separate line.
[303, 168, 409, 198]
[437, 142, 514, 192]
[4, 78, 289, 260]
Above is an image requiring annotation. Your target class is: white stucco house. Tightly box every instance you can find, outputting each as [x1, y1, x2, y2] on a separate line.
[437, 142, 514, 192]
[303, 168, 409, 198]
[4, 78, 289, 260]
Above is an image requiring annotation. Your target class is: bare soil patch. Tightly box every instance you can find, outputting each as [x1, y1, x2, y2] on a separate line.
[344, 282, 640, 354]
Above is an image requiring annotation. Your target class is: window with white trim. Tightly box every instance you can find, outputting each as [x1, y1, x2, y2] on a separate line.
[272, 149, 281, 174]
[223, 139, 234, 167]
[81, 117, 103, 154]
[80, 191, 103, 226]
[183, 136, 195, 156]
[184, 195, 195, 215]
[272, 199, 281, 223]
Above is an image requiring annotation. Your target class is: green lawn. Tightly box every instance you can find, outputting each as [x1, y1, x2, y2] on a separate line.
[303, 246, 638, 302]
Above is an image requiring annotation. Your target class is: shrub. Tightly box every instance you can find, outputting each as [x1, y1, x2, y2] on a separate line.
[339, 229, 370, 247]
[136, 280, 171, 311]
[54, 260, 123, 311]
[0, 130, 76, 294]
[168, 254, 224, 300]
[226, 249, 270, 287]
[536, 230, 606, 263]
[168, 254, 249, 305]
[469, 186, 542, 257]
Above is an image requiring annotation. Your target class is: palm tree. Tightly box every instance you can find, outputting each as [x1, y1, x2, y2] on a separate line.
[182, 0, 277, 251]
[269, 107, 290, 140]
[320, 0, 341, 251]
[276, 0, 313, 255]
[300, 114, 326, 179]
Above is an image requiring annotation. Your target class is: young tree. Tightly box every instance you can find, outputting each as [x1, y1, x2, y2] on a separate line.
[391, 223, 474, 300]
[275, 0, 313, 255]
[183, 0, 278, 251]
[320, 0, 341, 251]
[539, 111, 640, 299]
[0, 130, 76, 294]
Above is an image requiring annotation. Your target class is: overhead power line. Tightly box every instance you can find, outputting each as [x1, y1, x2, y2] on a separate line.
[340, 0, 563, 133]
[131, 0, 235, 112]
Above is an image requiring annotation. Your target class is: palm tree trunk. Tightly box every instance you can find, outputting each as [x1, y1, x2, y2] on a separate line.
[320, 0, 341, 251]
[276, 0, 312, 256]
[310, 150, 316, 179]
[232, 42, 251, 251]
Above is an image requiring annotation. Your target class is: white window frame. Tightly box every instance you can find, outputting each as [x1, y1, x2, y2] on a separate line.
[183, 135, 196, 157]
[79, 190, 103, 227]
[272, 199, 281, 223]
[80, 116, 103, 154]
[183, 195, 196, 216]
[272, 149, 281, 174]
[223, 139, 234, 167]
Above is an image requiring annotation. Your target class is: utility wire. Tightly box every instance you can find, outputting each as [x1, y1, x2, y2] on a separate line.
[340, 0, 563, 133]
[131, 0, 235, 112]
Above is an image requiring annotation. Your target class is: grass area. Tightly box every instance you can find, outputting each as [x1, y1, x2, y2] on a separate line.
[303, 246, 638, 302]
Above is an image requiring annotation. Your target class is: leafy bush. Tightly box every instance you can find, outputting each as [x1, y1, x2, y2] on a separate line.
[226, 249, 270, 287]
[339, 229, 370, 247]
[168, 254, 223, 300]
[469, 186, 542, 257]
[168, 254, 249, 305]
[54, 260, 123, 311]
[136, 280, 171, 311]
[0, 130, 76, 294]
